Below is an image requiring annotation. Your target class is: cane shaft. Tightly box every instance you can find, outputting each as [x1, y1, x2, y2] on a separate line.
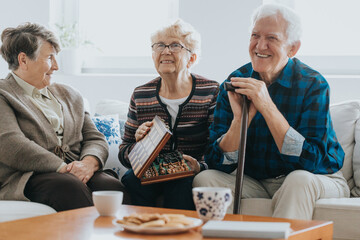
[233, 96, 249, 214]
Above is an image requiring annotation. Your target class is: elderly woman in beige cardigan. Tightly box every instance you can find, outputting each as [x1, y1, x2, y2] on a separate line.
[0, 23, 123, 211]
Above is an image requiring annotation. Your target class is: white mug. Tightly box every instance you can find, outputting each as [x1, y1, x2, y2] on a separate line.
[92, 191, 123, 216]
[192, 187, 232, 222]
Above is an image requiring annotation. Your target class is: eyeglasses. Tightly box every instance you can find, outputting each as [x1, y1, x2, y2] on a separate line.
[151, 43, 192, 53]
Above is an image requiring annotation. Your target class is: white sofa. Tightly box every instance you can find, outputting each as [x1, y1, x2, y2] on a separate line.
[1, 99, 360, 240]
[0, 201, 56, 222]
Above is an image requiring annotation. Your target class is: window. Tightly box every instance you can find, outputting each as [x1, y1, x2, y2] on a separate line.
[263, 0, 360, 75]
[50, 0, 179, 74]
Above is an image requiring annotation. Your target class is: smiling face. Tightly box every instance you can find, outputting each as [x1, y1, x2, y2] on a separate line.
[152, 37, 194, 78]
[249, 14, 295, 83]
[25, 41, 59, 89]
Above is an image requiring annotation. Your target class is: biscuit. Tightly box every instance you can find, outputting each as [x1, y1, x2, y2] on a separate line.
[166, 218, 193, 225]
[117, 212, 194, 228]
[140, 219, 166, 227]
[163, 222, 185, 228]
[135, 213, 161, 222]
[163, 214, 186, 219]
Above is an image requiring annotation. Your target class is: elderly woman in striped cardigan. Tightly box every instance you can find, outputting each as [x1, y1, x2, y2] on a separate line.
[119, 19, 219, 210]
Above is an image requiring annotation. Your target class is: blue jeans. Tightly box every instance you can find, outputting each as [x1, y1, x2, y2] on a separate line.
[122, 169, 195, 210]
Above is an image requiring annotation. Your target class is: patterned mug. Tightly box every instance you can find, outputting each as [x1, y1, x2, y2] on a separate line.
[192, 187, 232, 222]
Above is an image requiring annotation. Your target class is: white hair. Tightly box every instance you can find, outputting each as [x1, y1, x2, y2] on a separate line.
[250, 3, 302, 45]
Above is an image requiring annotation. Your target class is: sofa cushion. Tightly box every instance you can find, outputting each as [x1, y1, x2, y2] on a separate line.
[314, 198, 360, 240]
[0, 201, 56, 222]
[92, 114, 126, 179]
[95, 99, 129, 120]
[352, 113, 360, 196]
[240, 198, 272, 217]
[330, 100, 360, 191]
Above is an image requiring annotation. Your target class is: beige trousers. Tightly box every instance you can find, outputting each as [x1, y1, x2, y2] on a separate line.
[193, 169, 350, 220]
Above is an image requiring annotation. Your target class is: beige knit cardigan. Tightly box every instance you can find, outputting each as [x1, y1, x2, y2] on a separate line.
[0, 74, 108, 200]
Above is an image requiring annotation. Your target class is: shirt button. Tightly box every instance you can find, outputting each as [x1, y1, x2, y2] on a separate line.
[35, 93, 40, 98]
[62, 145, 70, 152]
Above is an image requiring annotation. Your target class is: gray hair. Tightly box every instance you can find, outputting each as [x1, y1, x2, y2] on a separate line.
[250, 3, 302, 45]
[0, 22, 60, 70]
[151, 19, 201, 66]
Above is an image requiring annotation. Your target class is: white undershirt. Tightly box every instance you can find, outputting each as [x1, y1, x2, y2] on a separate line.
[159, 96, 187, 128]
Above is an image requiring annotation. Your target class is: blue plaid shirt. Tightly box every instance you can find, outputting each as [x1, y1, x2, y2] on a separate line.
[205, 58, 344, 180]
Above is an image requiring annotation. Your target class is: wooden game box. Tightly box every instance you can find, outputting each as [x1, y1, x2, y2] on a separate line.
[128, 116, 194, 185]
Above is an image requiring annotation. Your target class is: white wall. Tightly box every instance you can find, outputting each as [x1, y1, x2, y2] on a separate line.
[0, 0, 358, 112]
[179, 0, 260, 81]
[54, 0, 263, 111]
[326, 76, 360, 104]
[53, 73, 155, 113]
[0, 0, 50, 76]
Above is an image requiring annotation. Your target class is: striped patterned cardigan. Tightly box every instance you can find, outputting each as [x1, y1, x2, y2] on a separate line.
[119, 74, 219, 171]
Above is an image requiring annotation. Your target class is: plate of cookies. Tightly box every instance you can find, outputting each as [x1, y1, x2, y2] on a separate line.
[113, 213, 203, 234]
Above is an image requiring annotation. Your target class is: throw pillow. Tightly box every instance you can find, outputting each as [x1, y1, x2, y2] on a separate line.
[94, 113, 126, 138]
[95, 99, 129, 120]
[92, 114, 126, 179]
[92, 114, 121, 145]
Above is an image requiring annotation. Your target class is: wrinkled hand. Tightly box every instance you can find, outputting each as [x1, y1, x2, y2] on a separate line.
[58, 164, 68, 174]
[135, 121, 153, 142]
[66, 156, 99, 184]
[183, 154, 200, 174]
[227, 90, 244, 120]
[230, 77, 272, 115]
[228, 86, 257, 123]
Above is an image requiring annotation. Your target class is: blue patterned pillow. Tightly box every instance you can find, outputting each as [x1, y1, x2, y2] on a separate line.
[92, 115, 126, 179]
[92, 115, 121, 145]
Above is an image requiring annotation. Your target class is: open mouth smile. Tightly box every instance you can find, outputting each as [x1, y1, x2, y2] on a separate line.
[256, 53, 271, 58]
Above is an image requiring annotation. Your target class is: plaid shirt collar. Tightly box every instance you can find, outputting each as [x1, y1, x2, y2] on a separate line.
[250, 58, 294, 89]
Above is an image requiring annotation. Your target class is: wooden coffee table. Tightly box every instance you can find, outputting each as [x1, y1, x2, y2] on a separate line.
[0, 205, 332, 240]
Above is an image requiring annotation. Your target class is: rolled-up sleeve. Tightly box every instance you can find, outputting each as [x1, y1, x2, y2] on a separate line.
[281, 127, 305, 156]
[216, 134, 239, 165]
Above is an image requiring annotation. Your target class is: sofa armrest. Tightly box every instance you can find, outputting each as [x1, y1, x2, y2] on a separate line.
[0, 201, 56, 222]
[330, 100, 360, 194]
[351, 115, 360, 196]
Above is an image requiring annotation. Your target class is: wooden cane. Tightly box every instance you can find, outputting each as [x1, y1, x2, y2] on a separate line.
[233, 95, 249, 214]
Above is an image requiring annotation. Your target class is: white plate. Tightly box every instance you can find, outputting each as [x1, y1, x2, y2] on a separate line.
[113, 217, 203, 234]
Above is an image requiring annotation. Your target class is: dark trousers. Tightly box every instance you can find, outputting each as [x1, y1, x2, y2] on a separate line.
[121, 169, 195, 210]
[24, 171, 125, 212]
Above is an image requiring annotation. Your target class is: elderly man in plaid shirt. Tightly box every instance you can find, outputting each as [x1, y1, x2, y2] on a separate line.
[193, 4, 350, 220]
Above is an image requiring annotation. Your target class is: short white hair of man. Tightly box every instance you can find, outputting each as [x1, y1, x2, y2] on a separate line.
[250, 3, 302, 45]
